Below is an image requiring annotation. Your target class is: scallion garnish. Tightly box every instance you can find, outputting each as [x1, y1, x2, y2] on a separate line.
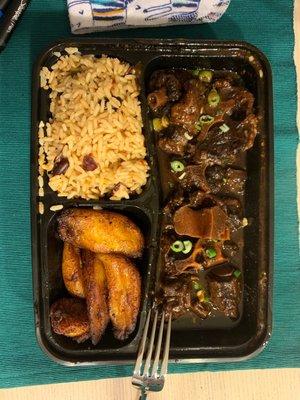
[192, 281, 203, 291]
[184, 132, 193, 140]
[192, 68, 201, 77]
[170, 160, 185, 172]
[199, 115, 215, 125]
[234, 269, 242, 278]
[207, 89, 220, 107]
[195, 121, 202, 132]
[205, 248, 217, 258]
[219, 123, 230, 133]
[182, 240, 193, 254]
[170, 240, 184, 253]
[199, 70, 213, 83]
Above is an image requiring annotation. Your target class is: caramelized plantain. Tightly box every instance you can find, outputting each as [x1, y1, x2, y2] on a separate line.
[99, 254, 141, 341]
[62, 243, 85, 298]
[50, 298, 90, 342]
[81, 251, 110, 345]
[58, 208, 144, 257]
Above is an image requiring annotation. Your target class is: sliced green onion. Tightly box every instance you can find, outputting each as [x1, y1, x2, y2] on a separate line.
[192, 281, 203, 291]
[199, 70, 213, 83]
[184, 132, 193, 140]
[195, 121, 202, 132]
[199, 115, 215, 125]
[182, 240, 193, 254]
[171, 240, 184, 253]
[220, 123, 230, 133]
[192, 68, 201, 77]
[234, 269, 242, 278]
[242, 218, 248, 227]
[178, 172, 186, 180]
[170, 160, 185, 172]
[205, 248, 217, 258]
[203, 296, 210, 303]
[152, 118, 163, 132]
[161, 115, 170, 128]
[208, 89, 220, 107]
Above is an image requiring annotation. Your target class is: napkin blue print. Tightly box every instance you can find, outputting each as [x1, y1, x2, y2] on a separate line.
[67, 0, 230, 33]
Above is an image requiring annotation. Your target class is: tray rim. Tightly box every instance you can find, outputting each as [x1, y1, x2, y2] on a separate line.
[31, 37, 274, 366]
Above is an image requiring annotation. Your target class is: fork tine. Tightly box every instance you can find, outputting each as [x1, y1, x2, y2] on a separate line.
[143, 309, 158, 376]
[133, 310, 151, 375]
[160, 314, 172, 376]
[151, 311, 165, 376]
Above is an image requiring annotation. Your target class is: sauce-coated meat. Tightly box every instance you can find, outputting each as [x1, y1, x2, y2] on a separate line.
[148, 68, 257, 323]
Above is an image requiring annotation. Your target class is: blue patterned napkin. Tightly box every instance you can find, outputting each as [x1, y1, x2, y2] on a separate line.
[67, 0, 230, 33]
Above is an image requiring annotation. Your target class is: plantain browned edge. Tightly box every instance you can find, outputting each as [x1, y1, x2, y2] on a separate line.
[100, 254, 141, 341]
[81, 250, 110, 345]
[50, 298, 90, 340]
[62, 242, 85, 298]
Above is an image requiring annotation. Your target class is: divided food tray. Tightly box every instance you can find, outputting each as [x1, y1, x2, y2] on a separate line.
[31, 39, 273, 365]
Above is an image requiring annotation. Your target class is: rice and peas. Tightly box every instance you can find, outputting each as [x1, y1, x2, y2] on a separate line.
[38, 48, 149, 201]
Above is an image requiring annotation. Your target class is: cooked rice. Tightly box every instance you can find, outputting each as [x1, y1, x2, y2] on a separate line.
[39, 50, 149, 200]
[50, 205, 64, 212]
[38, 202, 44, 215]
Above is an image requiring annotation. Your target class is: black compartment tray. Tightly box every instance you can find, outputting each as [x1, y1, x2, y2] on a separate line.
[31, 39, 273, 365]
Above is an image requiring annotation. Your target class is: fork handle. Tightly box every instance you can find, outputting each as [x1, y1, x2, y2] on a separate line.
[138, 389, 147, 399]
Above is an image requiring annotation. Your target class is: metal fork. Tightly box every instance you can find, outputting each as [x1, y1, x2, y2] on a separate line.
[132, 309, 172, 399]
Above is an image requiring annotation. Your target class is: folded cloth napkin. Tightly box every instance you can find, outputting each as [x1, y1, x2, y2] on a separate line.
[67, 0, 230, 34]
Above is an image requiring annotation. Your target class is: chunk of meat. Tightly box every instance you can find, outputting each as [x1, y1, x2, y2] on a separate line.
[159, 275, 210, 320]
[171, 80, 204, 132]
[197, 122, 246, 160]
[179, 165, 209, 192]
[205, 165, 247, 195]
[158, 127, 189, 156]
[221, 197, 244, 230]
[187, 192, 244, 232]
[149, 70, 182, 101]
[147, 87, 168, 112]
[236, 114, 259, 150]
[229, 90, 255, 121]
[222, 240, 239, 259]
[162, 190, 185, 231]
[208, 267, 242, 319]
[197, 115, 258, 159]
[213, 79, 238, 100]
[173, 205, 230, 241]
[169, 239, 228, 275]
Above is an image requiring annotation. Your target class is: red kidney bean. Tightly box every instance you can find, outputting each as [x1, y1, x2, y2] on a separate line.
[82, 154, 98, 171]
[52, 157, 69, 175]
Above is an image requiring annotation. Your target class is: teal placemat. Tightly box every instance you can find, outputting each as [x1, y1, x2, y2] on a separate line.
[0, 0, 299, 389]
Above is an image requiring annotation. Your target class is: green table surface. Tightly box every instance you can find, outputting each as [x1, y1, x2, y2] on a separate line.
[0, 0, 299, 389]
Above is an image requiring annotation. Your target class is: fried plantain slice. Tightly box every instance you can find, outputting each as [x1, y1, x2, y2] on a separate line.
[81, 251, 110, 345]
[58, 208, 144, 258]
[99, 254, 141, 341]
[50, 298, 89, 342]
[62, 243, 85, 298]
